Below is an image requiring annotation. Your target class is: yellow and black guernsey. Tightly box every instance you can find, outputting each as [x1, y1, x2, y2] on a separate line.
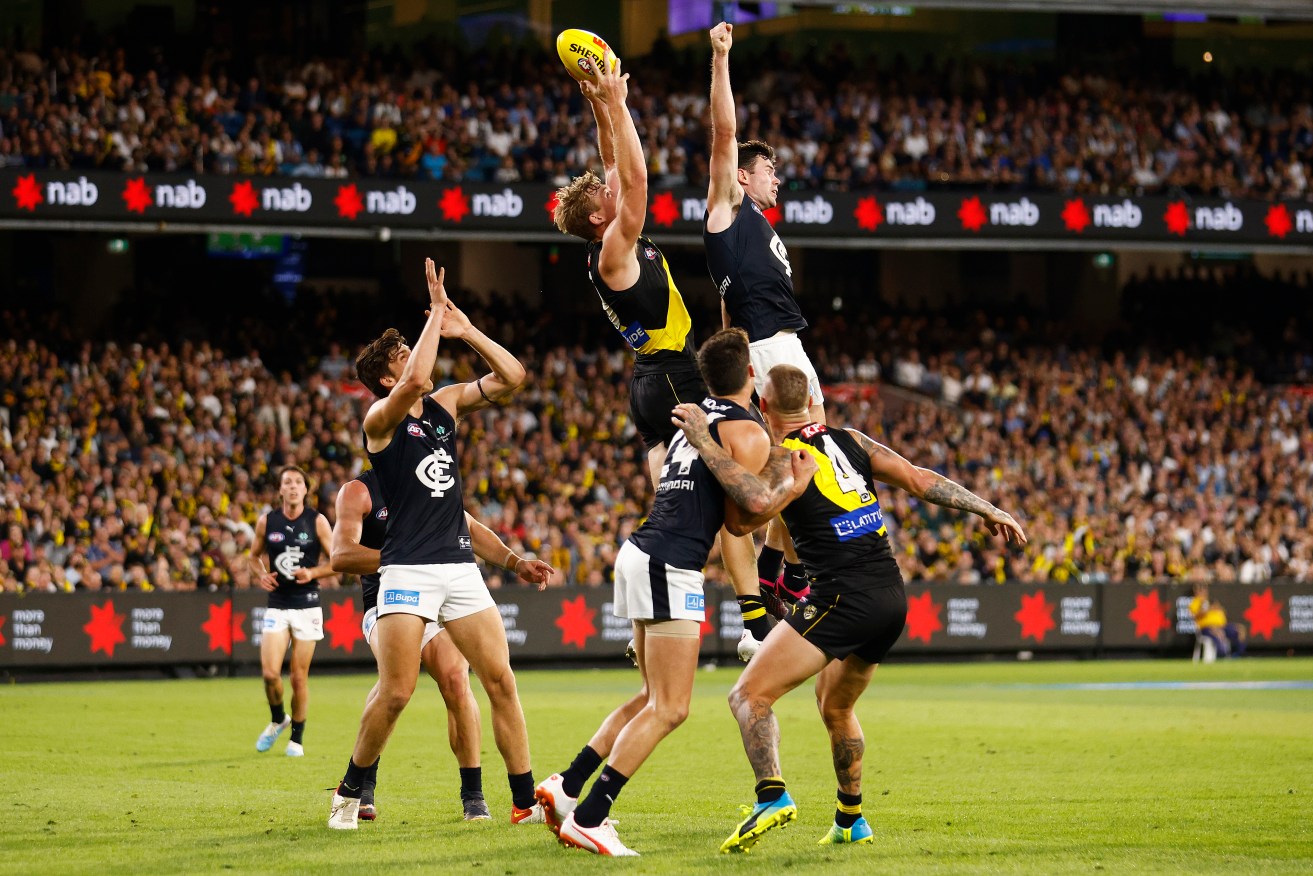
[586, 236, 699, 377]
[781, 422, 896, 586]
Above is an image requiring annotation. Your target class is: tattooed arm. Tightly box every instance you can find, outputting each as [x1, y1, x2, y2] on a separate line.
[671, 404, 817, 535]
[848, 428, 1028, 545]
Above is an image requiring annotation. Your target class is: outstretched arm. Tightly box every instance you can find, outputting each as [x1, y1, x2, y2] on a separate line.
[466, 512, 554, 587]
[593, 52, 646, 289]
[848, 429, 1028, 544]
[672, 404, 817, 535]
[582, 80, 617, 175]
[430, 299, 527, 419]
[706, 21, 743, 233]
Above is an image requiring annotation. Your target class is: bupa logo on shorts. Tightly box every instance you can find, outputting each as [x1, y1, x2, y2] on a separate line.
[458, 536, 472, 550]
[684, 593, 705, 612]
[407, 423, 424, 438]
[268, 532, 285, 543]
[643, 246, 657, 261]
[375, 507, 388, 520]
[622, 321, 651, 350]
[263, 616, 278, 630]
[383, 590, 421, 607]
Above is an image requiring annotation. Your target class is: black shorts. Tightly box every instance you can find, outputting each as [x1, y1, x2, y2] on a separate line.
[630, 370, 708, 451]
[785, 576, 907, 664]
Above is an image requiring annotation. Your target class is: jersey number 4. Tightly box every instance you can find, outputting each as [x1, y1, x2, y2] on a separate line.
[662, 433, 700, 479]
[821, 434, 873, 503]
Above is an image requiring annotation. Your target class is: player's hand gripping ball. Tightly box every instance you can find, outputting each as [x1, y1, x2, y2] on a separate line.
[556, 29, 620, 82]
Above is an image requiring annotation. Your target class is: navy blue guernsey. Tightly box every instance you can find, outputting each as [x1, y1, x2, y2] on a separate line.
[704, 200, 808, 343]
[628, 396, 765, 570]
[368, 396, 473, 567]
[356, 469, 389, 613]
[264, 506, 324, 609]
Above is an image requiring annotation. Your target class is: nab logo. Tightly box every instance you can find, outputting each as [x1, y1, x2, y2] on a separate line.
[885, 197, 935, 225]
[415, 447, 455, 498]
[784, 196, 834, 224]
[472, 188, 523, 217]
[367, 185, 417, 215]
[682, 196, 708, 221]
[1195, 203, 1244, 231]
[407, 423, 425, 438]
[262, 182, 313, 212]
[383, 590, 421, 607]
[274, 545, 305, 578]
[268, 532, 285, 543]
[1094, 199, 1142, 228]
[46, 176, 99, 206]
[990, 197, 1040, 226]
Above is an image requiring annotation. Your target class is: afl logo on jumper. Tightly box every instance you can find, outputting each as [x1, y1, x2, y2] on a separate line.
[407, 423, 424, 438]
[416, 447, 456, 497]
[643, 246, 657, 260]
[376, 507, 388, 520]
[274, 545, 304, 577]
[268, 532, 285, 543]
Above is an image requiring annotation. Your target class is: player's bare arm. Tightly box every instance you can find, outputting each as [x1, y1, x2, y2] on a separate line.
[580, 75, 617, 175]
[706, 21, 743, 234]
[594, 52, 644, 291]
[848, 428, 1028, 544]
[292, 514, 337, 583]
[249, 513, 278, 591]
[362, 258, 448, 453]
[466, 512, 554, 588]
[330, 480, 378, 576]
[430, 299, 527, 419]
[672, 403, 816, 531]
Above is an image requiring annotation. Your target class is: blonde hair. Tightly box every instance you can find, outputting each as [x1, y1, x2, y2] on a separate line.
[765, 364, 811, 413]
[553, 171, 603, 240]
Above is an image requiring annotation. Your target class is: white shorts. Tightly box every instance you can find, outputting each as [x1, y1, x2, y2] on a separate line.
[613, 540, 706, 622]
[377, 562, 495, 624]
[263, 606, 324, 642]
[749, 331, 824, 406]
[362, 606, 443, 653]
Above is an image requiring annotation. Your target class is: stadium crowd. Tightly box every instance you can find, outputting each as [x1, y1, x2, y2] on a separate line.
[1, 270, 1310, 595]
[2, 37, 1312, 198]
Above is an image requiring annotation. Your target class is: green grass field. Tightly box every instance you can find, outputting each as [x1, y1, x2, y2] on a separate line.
[4, 658, 1312, 874]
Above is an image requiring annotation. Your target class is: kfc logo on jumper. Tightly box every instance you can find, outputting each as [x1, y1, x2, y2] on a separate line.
[989, 197, 1040, 227]
[366, 185, 417, 215]
[472, 188, 523, 217]
[784, 196, 834, 225]
[46, 176, 100, 206]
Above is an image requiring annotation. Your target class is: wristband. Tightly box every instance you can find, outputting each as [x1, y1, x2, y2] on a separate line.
[503, 548, 518, 571]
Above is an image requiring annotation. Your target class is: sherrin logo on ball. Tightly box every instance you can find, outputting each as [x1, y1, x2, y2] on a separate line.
[556, 28, 619, 82]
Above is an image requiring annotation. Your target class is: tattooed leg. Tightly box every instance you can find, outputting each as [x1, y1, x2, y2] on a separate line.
[729, 687, 783, 781]
[814, 656, 878, 795]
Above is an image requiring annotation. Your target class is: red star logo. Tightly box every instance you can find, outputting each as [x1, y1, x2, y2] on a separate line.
[323, 600, 364, 651]
[439, 187, 470, 223]
[0, 613, 6, 647]
[554, 595, 597, 649]
[1243, 588, 1284, 640]
[958, 196, 987, 232]
[1014, 591, 1057, 642]
[11, 174, 42, 211]
[1061, 199, 1091, 233]
[334, 183, 364, 220]
[698, 602, 716, 644]
[229, 180, 259, 217]
[905, 591, 943, 643]
[1128, 590, 1172, 641]
[83, 600, 127, 657]
[854, 196, 883, 232]
[122, 177, 152, 214]
[1163, 201, 1190, 236]
[762, 204, 782, 226]
[649, 191, 679, 227]
[545, 191, 560, 220]
[201, 600, 247, 655]
[1265, 204, 1293, 239]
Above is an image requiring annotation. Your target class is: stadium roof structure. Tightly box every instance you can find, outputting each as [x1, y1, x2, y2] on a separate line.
[799, 0, 1313, 20]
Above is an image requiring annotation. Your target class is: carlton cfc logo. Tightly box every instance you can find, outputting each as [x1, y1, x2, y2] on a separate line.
[415, 448, 455, 498]
[274, 545, 304, 577]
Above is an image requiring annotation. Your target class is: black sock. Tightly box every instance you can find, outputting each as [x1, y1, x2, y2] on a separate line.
[756, 776, 787, 805]
[290, 720, 305, 744]
[508, 770, 536, 811]
[362, 758, 380, 804]
[737, 594, 772, 641]
[836, 790, 862, 828]
[572, 765, 629, 828]
[270, 703, 285, 724]
[782, 562, 808, 597]
[757, 546, 785, 582]
[338, 758, 369, 798]
[459, 766, 483, 800]
[560, 745, 604, 799]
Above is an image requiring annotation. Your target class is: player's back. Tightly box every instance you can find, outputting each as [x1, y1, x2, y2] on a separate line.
[779, 423, 897, 590]
[629, 396, 763, 570]
[366, 396, 473, 567]
[587, 236, 699, 376]
[704, 201, 807, 343]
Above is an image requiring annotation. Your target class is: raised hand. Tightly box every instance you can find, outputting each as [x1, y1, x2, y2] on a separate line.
[438, 300, 473, 339]
[588, 50, 628, 107]
[671, 402, 712, 450]
[425, 258, 447, 309]
[710, 21, 733, 55]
